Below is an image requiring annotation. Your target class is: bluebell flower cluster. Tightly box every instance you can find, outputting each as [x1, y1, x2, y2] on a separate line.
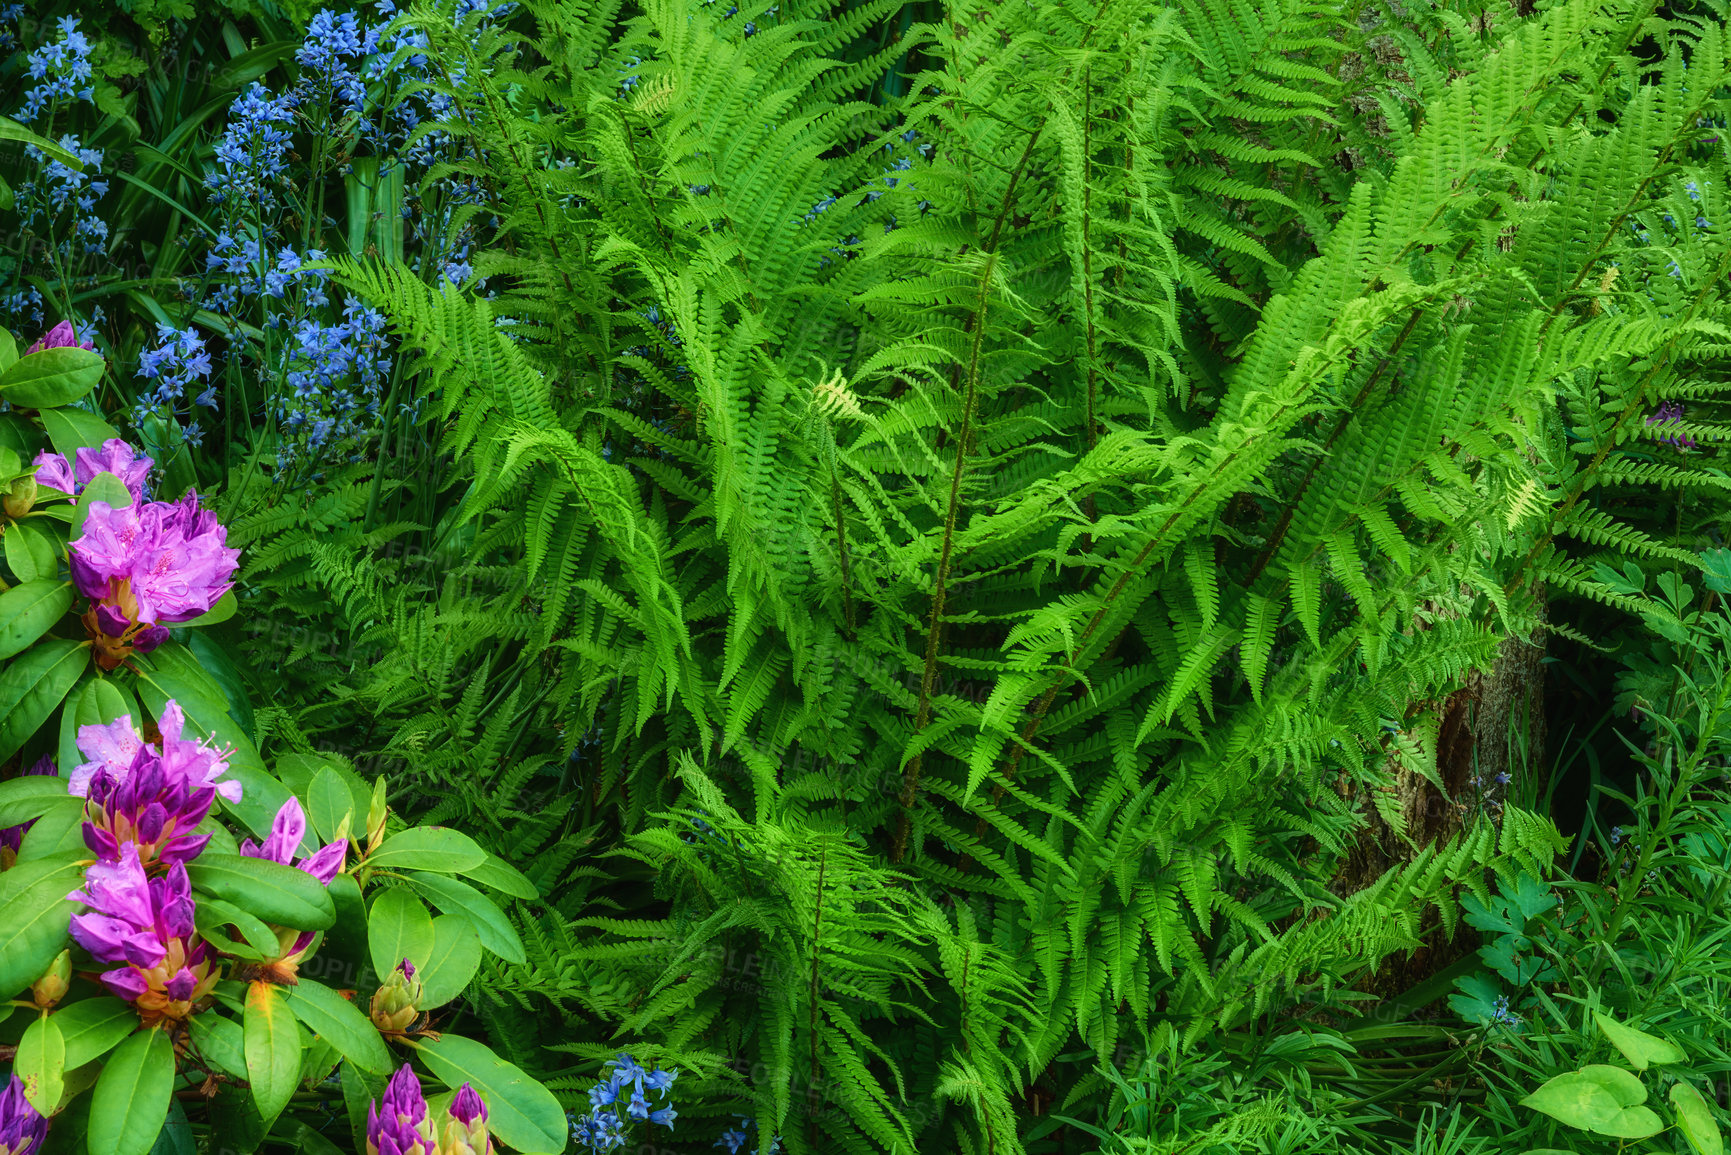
[0, 287, 44, 334]
[135, 325, 215, 416]
[716, 1115, 783, 1153]
[0, 3, 24, 53]
[20, 16, 95, 122]
[1488, 995, 1522, 1028]
[274, 299, 391, 471]
[205, 84, 297, 210]
[570, 1052, 679, 1150]
[297, 10, 370, 117]
[18, 135, 109, 255]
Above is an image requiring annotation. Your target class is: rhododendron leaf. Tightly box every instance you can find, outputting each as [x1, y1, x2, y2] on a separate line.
[131, 661, 286, 840]
[403, 871, 525, 964]
[340, 1060, 388, 1155]
[188, 854, 336, 930]
[58, 675, 134, 787]
[284, 977, 392, 1074]
[413, 1033, 569, 1154]
[89, 1025, 174, 1155]
[244, 981, 301, 1125]
[11, 797, 84, 863]
[460, 853, 539, 900]
[0, 579, 72, 662]
[16, 1012, 64, 1114]
[366, 827, 488, 873]
[175, 590, 236, 629]
[0, 637, 85, 764]
[308, 768, 355, 846]
[3, 521, 56, 584]
[195, 898, 280, 959]
[71, 471, 131, 536]
[0, 327, 14, 372]
[187, 1010, 247, 1078]
[0, 346, 104, 409]
[0, 776, 73, 830]
[0, 858, 77, 1000]
[368, 885, 435, 983]
[418, 914, 483, 1009]
[38, 406, 120, 462]
[53, 999, 137, 1070]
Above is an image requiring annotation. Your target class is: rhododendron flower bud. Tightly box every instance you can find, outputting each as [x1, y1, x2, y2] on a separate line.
[236, 796, 346, 973]
[23, 321, 94, 356]
[0, 1075, 47, 1155]
[73, 704, 240, 870]
[70, 491, 238, 670]
[367, 1065, 436, 1155]
[31, 949, 71, 1009]
[66, 843, 217, 1026]
[32, 439, 152, 504]
[435, 1085, 491, 1155]
[370, 958, 424, 1034]
[2, 474, 35, 518]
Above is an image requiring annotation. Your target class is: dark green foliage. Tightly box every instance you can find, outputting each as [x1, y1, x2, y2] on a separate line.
[200, 0, 1731, 1148]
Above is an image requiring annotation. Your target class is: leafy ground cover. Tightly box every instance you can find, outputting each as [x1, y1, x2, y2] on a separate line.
[3, 0, 1731, 1152]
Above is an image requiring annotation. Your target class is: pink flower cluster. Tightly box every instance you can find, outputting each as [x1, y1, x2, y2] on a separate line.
[24, 320, 94, 356]
[42, 438, 241, 668]
[32, 438, 152, 504]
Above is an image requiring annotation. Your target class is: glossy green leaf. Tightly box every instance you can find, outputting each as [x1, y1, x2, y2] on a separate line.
[17, 1012, 65, 1113]
[368, 885, 435, 983]
[404, 871, 525, 964]
[187, 1010, 247, 1078]
[71, 472, 131, 538]
[55, 999, 139, 1070]
[460, 853, 539, 900]
[0, 580, 71, 661]
[0, 638, 87, 764]
[283, 977, 391, 1074]
[188, 854, 336, 930]
[414, 1033, 568, 1154]
[39, 406, 121, 461]
[0, 857, 80, 1000]
[1673, 1081, 1725, 1155]
[418, 914, 482, 1010]
[195, 898, 281, 960]
[308, 767, 355, 846]
[4, 521, 57, 584]
[58, 676, 135, 789]
[175, 590, 236, 630]
[12, 797, 85, 863]
[0, 776, 74, 830]
[89, 1026, 175, 1155]
[0, 347, 105, 409]
[244, 981, 301, 1125]
[366, 826, 488, 873]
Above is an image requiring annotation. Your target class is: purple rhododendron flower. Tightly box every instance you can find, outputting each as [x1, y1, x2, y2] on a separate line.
[0, 756, 56, 862]
[450, 1086, 487, 1127]
[238, 796, 347, 964]
[240, 796, 346, 884]
[72, 702, 240, 869]
[31, 438, 153, 504]
[366, 1064, 435, 1155]
[23, 319, 94, 355]
[0, 1074, 48, 1155]
[65, 841, 216, 1023]
[70, 490, 239, 668]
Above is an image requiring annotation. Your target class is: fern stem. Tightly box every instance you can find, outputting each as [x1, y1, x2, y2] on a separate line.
[893, 251, 996, 864]
[807, 842, 826, 1150]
